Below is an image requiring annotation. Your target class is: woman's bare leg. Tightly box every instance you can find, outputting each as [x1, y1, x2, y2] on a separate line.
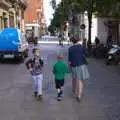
[76, 80, 84, 101]
[78, 80, 84, 98]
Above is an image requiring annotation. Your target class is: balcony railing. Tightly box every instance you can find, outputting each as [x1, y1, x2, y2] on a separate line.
[0, 0, 12, 8]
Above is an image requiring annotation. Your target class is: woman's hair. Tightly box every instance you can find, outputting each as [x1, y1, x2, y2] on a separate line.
[70, 36, 79, 44]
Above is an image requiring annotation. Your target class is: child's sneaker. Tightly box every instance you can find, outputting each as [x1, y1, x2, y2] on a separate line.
[34, 91, 38, 97]
[57, 90, 63, 98]
[60, 90, 63, 97]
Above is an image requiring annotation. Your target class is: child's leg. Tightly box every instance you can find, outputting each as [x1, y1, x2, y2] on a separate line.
[57, 80, 65, 100]
[57, 88, 61, 95]
[55, 80, 61, 98]
[37, 74, 43, 96]
[60, 80, 64, 94]
[60, 86, 63, 94]
[32, 75, 38, 93]
[57, 88, 62, 101]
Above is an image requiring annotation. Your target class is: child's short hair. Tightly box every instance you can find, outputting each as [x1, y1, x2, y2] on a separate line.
[57, 54, 64, 60]
[32, 48, 40, 54]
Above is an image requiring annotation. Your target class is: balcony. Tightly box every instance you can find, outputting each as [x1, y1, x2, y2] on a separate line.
[0, 0, 12, 8]
[18, 0, 27, 10]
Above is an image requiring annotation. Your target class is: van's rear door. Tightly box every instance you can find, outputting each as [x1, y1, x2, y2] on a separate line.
[18, 31, 28, 52]
[0, 28, 19, 52]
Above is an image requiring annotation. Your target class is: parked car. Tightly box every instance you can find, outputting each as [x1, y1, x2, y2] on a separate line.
[0, 28, 28, 62]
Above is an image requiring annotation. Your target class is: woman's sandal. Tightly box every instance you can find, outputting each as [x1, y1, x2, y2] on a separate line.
[76, 97, 81, 102]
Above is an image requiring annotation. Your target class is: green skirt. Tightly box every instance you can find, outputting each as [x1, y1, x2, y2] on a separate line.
[71, 65, 90, 80]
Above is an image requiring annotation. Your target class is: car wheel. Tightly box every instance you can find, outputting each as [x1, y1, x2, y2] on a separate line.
[14, 54, 24, 63]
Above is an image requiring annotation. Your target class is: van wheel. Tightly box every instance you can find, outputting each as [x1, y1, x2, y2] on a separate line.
[20, 54, 25, 62]
[15, 53, 25, 63]
[106, 60, 110, 65]
[24, 51, 28, 58]
[0, 55, 4, 63]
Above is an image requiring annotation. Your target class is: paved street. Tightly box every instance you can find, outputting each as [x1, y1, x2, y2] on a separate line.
[0, 44, 120, 120]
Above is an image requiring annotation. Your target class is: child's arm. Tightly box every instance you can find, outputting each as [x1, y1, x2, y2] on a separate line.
[64, 64, 70, 74]
[39, 57, 44, 67]
[25, 58, 33, 71]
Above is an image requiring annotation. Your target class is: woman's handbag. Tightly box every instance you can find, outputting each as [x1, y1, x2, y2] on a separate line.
[81, 65, 90, 80]
[86, 57, 90, 65]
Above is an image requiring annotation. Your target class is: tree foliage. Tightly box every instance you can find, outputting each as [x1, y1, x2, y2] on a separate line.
[50, 0, 56, 9]
[49, 0, 120, 43]
[48, 0, 70, 34]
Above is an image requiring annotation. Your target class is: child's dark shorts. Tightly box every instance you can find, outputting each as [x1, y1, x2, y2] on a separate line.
[55, 79, 64, 89]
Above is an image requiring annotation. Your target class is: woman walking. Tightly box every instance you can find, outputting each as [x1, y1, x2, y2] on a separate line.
[68, 37, 90, 102]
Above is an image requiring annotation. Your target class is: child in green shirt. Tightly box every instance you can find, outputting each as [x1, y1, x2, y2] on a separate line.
[53, 54, 69, 101]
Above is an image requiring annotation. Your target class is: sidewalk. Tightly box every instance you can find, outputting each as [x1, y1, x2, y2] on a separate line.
[38, 40, 69, 44]
[38, 40, 82, 45]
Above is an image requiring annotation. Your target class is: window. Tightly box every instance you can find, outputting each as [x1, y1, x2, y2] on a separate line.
[21, 33, 26, 44]
[3, 13, 8, 28]
[9, 12, 14, 28]
[0, 16, 2, 30]
[4, 18, 8, 28]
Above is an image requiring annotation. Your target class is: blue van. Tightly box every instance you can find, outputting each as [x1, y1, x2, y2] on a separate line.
[0, 28, 28, 62]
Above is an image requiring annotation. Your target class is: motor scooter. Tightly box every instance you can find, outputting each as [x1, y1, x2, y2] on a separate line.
[106, 45, 120, 65]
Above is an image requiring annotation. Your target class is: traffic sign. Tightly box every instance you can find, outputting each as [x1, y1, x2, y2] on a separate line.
[80, 24, 86, 29]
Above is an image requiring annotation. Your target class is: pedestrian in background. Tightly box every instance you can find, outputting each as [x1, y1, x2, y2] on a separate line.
[34, 37, 38, 47]
[83, 38, 87, 48]
[52, 54, 69, 101]
[26, 48, 44, 100]
[68, 37, 90, 102]
[95, 36, 100, 47]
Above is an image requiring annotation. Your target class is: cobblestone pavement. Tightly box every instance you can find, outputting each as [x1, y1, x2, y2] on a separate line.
[0, 44, 120, 120]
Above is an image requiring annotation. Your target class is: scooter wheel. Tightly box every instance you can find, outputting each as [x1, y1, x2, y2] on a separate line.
[114, 60, 119, 65]
[106, 60, 110, 65]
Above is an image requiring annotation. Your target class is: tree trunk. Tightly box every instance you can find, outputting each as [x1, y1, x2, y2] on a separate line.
[87, 11, 92, 55]
[116, 22, 119, 45]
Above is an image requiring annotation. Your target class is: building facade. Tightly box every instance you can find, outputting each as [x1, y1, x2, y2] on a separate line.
[0, 0, 27, 31]
[69, 11, 120, 45]
[24, 0, 45, 37]
[84, 15, 120, 44]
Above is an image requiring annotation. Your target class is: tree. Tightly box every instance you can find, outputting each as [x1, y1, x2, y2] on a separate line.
[50, 0, 120, 47]
[70, 0, 97, 49]
[51, 0, 96, 47]
[48, 25, 55, 35]
[50, 0, 56, 9]
[49, 0, 70, 30]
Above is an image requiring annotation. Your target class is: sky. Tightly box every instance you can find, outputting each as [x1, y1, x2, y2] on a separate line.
[44, 0, 61, 26]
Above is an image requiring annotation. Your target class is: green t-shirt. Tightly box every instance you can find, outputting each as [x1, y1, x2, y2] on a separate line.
[53, 61, 69, 80]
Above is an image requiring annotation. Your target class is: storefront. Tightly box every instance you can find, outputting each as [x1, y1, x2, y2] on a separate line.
[105, 20, 120, 45]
